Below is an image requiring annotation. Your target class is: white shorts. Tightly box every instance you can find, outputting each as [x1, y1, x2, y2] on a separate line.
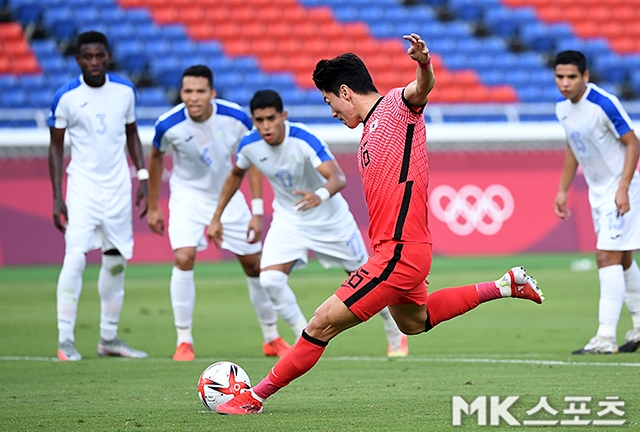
[593, 199, 640, 251]
[168, 189, 261, 256]
[64, 178, 133, 259]
[261, 214, 368, 271]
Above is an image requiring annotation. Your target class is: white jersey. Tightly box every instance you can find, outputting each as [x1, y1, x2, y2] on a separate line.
[236, 121, 353, 227]
[48, 74, 136, 190]
[153, 99, 252, 200]
[556, 83, 640, 208]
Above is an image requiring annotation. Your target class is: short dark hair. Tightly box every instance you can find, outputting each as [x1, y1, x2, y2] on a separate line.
[554, 50, 587, 74]
[250, 90, 283, 114]
[312, 53, 378, 96]
[76, 31, 110, 54]
[182, 65, 214, 88]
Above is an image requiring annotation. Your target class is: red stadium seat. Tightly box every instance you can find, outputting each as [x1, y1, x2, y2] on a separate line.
[2, 40, 32, 58]
[151, 6, 179, 24]
[187, 23, 216, 41]
[572, 21, 601, 39]
[12, 56, 40, 74]
[204, 6, 231, 22]
[0, 57, 12, 74]
[535, 6, 563, 23]
[0, 23, 24, 41]
[222, 40, 251, 57]
[179, 6, 205, 25]
[490, 86, 518, 103]
[609, 37, 638, 55]
[307, 7, 334, 24]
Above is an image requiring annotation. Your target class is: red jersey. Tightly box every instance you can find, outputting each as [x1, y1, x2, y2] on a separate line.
[358, 87, 431, 247]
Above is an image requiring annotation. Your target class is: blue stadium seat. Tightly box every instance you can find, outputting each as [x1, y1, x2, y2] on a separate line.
[8, 0, 43, 24]
[137, 88, 169, 107]
[30, 40, 59, 57]
[1, 89, 29, 108]
[160, 25, 187, 40]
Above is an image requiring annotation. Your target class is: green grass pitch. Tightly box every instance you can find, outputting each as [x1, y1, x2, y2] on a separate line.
[1, 254, 638, 431]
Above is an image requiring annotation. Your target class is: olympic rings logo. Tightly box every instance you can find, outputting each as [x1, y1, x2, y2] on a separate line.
[429, 184, 514, 236]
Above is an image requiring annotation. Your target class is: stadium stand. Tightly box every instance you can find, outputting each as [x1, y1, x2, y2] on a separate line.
[1, 0, 640, 127]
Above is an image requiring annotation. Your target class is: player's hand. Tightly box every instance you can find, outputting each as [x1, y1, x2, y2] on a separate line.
[53, 198, 68, 233]
[403, 33, 431, 64]
[615, 187, 630, 216]
[553, 191, 572, 219]
[146, 207, 165, 235]
[292, 189, 322, 211]
[136, 180, 149, 218]
[206, 218, 224, 249]
[246, 215, 263, 244]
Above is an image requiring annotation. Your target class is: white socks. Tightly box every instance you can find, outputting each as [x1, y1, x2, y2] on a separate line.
[378, 306, 403, 350]
[57, 252, 86, 343]
[597, 264, 625, 338]
[260, 270, 307, 339]
[624, 260, 640, 328]
[98, 254, 126, 341]
[246, 276, 280, 342]
[171, 267, 195, 345]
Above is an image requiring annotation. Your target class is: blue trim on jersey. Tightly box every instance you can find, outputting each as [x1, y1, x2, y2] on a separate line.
[586, 88, 632, 137]
[237, 129, 262, 155]
[153, 108, 187, 149]
[47, 77, 82, 127]
[108, 73, 137, 101]
[216, 101, 252, 130]
[289, 125, 332, 162]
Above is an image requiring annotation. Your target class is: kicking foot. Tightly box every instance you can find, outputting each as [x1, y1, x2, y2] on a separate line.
[97, 338, 148, 358]
[387, 334, 409, 358]
[216, 391, 263, 415]
[618, 328, 640, 353]
[58, 340, 82, 361]
[572, 335, 618, 355]
[262, 337, 290, 357]
[173, 342, 195, 361]
[497, 266, 544, 304]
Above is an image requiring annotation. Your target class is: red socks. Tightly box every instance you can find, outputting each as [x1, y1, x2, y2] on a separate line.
[426, 284, 480, 328]
[252, 331, 327, 400]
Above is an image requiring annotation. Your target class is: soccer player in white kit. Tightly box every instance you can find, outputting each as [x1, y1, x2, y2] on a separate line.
[207, 90, 408, 357]
[48, 31, 149, 361]
[553, 50, 640, 354]
[148, 66, 290, 360]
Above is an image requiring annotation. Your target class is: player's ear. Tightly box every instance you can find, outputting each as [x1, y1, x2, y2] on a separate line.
[282, 110, 288, 121]
[583, 70, 590, 84]
[339, 84, 350, 100]
[210, 89, 217, 100]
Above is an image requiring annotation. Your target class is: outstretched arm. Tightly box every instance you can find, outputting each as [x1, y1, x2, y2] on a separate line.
[125, 122, 149, 218]
[292, 160, 346, 211]
[554, 145, 579, 219]
[207, 165, 248, 247]
[402, 33, 435, 108]
[48, 127, 67, 233]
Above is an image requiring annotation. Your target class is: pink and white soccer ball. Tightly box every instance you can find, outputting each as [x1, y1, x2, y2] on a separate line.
[197, 361, 251, 410]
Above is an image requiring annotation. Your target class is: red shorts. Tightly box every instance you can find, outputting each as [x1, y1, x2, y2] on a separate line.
[335, 241, 432, 321]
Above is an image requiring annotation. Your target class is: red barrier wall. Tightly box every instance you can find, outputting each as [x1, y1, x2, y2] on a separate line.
[0, 150, 595, 267]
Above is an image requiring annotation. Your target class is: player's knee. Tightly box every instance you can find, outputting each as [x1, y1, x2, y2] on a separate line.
[174, 250, 195, 270]
[239, 255, 261, 277]
[102, 253, 126, 275]
[260, 270, 288, 291]
[62, 251, 86, 274]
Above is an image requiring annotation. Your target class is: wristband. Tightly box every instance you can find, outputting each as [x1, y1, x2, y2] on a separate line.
[251, 198, 264, 216]
[314, 187, 330, 203]
[137, 168, 149, 181]
[418, 57, 431, 69]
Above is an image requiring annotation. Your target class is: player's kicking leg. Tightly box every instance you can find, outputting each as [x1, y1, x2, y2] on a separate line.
[170, 247, 197, 361]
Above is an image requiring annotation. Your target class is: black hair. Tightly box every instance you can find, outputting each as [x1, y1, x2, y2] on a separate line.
[182, 65, 214, 88]
[312, 53, 377, 96]
[250, 89, 283, 114]
[76, 31, 110, 54]
[554, 50, 587, 74]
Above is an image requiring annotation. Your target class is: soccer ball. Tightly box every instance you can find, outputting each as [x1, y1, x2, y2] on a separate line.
[197, 361, 251, 411]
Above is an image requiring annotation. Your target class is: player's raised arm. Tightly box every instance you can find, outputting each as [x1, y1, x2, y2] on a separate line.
[246, 164, 264, 243]
[146, 146, 165, 235]
[48, 126, 67, 233]
[125, 122, 149, 218]
[292, 160, 346, 211]
[206, 165, 247, 247]
[402, 33, 435, 108]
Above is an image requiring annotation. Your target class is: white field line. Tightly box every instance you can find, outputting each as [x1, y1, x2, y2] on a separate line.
[2, 355, 640, 368]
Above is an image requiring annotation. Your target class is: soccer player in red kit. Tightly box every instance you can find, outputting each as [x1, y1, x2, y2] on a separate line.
[216, 33, 544, 415]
